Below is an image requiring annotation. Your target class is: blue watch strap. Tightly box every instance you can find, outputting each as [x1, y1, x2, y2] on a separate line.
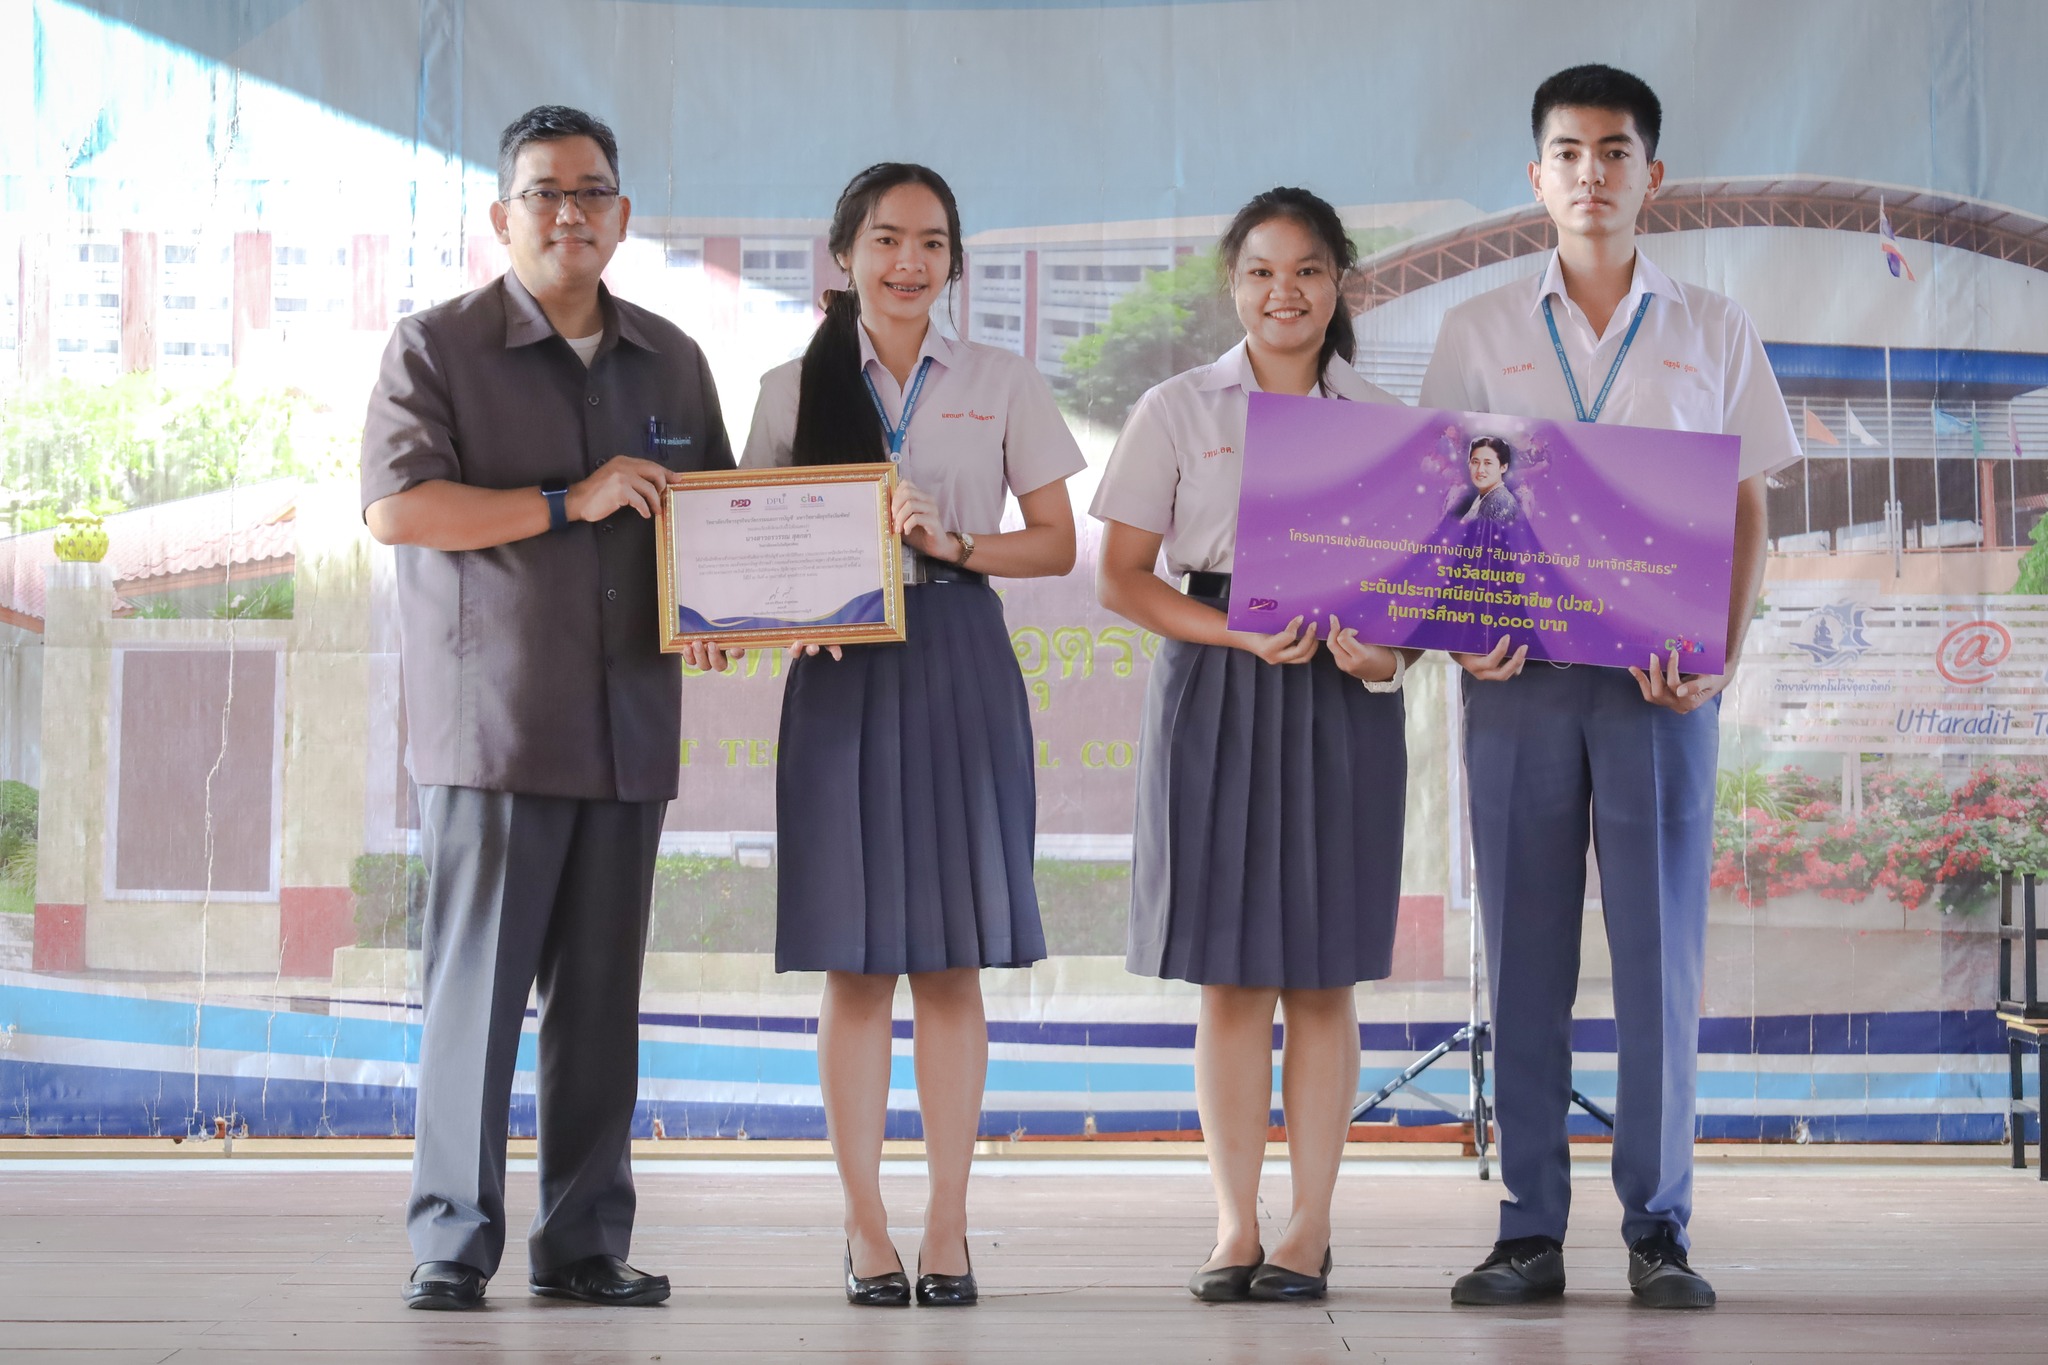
[541, 479, 569, 532]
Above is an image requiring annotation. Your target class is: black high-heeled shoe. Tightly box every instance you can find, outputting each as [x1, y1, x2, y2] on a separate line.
[843, 1244, 911, 1308]
[914, 1243, 978, 1307]
[1187, 1245, 1265, 1302]
[1245, 1247, 1332, 1301]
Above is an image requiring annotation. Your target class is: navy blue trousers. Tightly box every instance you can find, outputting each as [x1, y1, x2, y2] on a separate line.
[1464, 664, 1719, 1249]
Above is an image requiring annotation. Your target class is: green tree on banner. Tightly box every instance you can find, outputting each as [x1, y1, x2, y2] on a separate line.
[2012, 510, 2048, 594]
[1060, 229, 1406, 428]
[0, 375, 333, 534]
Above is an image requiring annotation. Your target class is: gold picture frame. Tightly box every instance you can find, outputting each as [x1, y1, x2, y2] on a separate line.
[656, 463, 905, 652]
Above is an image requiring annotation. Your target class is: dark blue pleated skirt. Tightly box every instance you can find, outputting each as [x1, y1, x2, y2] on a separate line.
[1128, 626, 1407, 988]
[773, 582, 1045, 975]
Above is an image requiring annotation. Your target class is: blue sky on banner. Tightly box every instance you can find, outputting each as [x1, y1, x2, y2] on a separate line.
[51, 0, 2048, 231]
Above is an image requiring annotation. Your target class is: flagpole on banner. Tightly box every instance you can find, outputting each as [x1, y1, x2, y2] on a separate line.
[1885, 347, 1902, 578]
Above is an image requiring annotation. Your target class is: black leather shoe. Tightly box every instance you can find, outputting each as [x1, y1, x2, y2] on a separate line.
[1628, 1231, 1716, 1309]
[845, 1244, 912, 1307]
[914, 1245, 978, 1307]
[404, 1260, 485, 1310]
[1245, 1247, 1332, 1301]
[1451, 1236, 1566, 1305]
[1187, 1245, 1264, 1302]
[529, 1254, 670, 1306]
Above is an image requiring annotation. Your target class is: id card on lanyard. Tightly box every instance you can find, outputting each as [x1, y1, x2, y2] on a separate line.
[864, 355, 934, 463]
[1543, 292, 1651, 424]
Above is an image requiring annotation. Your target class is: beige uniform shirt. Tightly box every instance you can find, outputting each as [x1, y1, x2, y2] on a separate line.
[742, 324, 1086, 529]
[1090, 340, 1402, 576]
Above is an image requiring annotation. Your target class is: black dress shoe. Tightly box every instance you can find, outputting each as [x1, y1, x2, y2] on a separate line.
[404, 1260, 485, 1311]
[914, 1245, 978, 1307]
[844, 1244, 912, 1307]
[529, 1253, 670, 1306]
[1245, 1247, 1332, 1301]
[1450, 1236, 1565, 1305]
[1628, 1231, 1716, 1309]
[1187, 1245, 1264, 1302]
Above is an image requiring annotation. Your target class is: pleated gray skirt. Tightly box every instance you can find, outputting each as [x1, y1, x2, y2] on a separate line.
[1128, 629, 1407, 988]
[774, 581, 1045, 975]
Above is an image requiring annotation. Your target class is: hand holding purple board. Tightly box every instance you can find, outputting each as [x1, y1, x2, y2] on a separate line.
[1227, 394, 1741, 672]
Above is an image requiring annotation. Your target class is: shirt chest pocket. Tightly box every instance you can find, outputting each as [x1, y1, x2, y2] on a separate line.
[912, 408, 1008, 515]
[1622, 370, 1723, 433]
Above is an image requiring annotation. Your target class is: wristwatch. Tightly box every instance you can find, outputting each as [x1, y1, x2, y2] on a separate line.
[541, 478, 570, 532]
[953, 530, 977, 566]
[1361, 650, 1407, 694]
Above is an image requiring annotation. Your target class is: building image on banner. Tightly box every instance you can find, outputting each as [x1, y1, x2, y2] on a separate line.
[0, 0, 2042, 1147]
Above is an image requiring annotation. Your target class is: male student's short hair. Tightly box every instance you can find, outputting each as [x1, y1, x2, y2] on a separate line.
[1531, 64, 1662, 160]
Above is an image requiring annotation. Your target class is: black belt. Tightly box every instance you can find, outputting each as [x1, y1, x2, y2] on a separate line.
[1180, 571, 1231, 598]
[912, 555, 986, 586]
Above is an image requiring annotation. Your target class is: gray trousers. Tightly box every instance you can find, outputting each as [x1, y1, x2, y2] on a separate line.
[407, 785, 664, 1277]
[1464, 665, 1718, 1250]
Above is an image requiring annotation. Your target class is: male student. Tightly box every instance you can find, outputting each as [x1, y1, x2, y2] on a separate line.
[1419, 64, 1798, 1309]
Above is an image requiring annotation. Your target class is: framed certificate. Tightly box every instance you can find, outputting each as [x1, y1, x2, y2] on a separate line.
[656, 463, 906, 651]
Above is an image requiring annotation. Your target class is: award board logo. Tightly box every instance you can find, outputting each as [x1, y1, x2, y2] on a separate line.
[1936, 620, 2012, 686]
[1790, 601, 1872, 668]
[729, 499, 751, 509]
[800, 493, 826, 505]
[1663, 634, 1706, 656]
[1247, 597, 1278, 612]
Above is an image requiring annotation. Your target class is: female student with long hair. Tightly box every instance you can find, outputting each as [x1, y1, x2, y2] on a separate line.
[1091, 187, 1416, 1302]
[738, 162, 1084, 1308]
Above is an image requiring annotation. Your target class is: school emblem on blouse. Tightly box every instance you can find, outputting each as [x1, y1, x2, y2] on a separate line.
[1790, 601, 1873, 668]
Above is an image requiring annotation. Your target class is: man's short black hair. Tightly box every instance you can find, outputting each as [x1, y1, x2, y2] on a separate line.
[497, 105, 620, 199]
[1531, 64, 1662, 160]
[1470, 435, 1513, 467]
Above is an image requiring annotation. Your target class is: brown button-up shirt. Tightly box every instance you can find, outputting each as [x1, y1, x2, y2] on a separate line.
[360, 270, 732, 801]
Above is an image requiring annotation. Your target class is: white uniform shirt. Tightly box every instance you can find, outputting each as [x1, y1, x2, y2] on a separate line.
[1419, 250, 1799, 482]
[1089, 340, 1402, 576]
[741, 323, 1085, 531]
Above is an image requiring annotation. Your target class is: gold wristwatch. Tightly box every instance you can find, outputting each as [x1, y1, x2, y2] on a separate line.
[953, 530, 976, 566]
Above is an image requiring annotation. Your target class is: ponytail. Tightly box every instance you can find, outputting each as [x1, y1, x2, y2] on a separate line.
[789, 163, 965, 467]
[791, 287, 886, 466]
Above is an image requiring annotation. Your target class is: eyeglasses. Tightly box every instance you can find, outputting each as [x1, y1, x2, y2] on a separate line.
[503, 186, 622, 216]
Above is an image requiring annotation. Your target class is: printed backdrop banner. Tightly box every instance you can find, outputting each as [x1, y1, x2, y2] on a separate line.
[0, 0, 2044, 1143]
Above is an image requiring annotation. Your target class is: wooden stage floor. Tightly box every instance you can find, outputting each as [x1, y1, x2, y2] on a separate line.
[0, 1147, 2041, 1363]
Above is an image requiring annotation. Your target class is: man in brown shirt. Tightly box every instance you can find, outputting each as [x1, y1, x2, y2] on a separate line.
[361, 105, 732, 1311]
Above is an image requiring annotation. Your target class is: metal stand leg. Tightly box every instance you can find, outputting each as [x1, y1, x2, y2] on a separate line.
[2036, 1043, 2044, 1182]
[2013, 1036, 2027, 1172]
[1471, 1022, 1491, 1181]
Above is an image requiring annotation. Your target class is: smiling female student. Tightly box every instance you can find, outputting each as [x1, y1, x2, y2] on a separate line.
[737, 162, 1085, 1308]
[1091, 187, 1415, 1303]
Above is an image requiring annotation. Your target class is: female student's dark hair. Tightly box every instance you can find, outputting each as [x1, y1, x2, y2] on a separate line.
[1216, 187, 1358, 381]
[792, 163, 965, 466]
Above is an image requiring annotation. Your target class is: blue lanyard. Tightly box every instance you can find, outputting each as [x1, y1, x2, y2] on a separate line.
[1542, 292, 1651, 424]
[862, 355, 934, 461]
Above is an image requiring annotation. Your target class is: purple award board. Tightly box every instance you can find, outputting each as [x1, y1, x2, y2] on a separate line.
[1227, 395, 1742, 672]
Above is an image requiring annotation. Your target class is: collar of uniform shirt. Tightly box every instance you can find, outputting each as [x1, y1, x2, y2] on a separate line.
[856, 317, 957, 386]
[1197, 337, 1381, 401]
[498, 267, 657, 354]
[1525, 247, 1689, 334]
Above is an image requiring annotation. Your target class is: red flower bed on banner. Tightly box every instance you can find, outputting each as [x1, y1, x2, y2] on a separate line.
[1711, 761, 2048, 911]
